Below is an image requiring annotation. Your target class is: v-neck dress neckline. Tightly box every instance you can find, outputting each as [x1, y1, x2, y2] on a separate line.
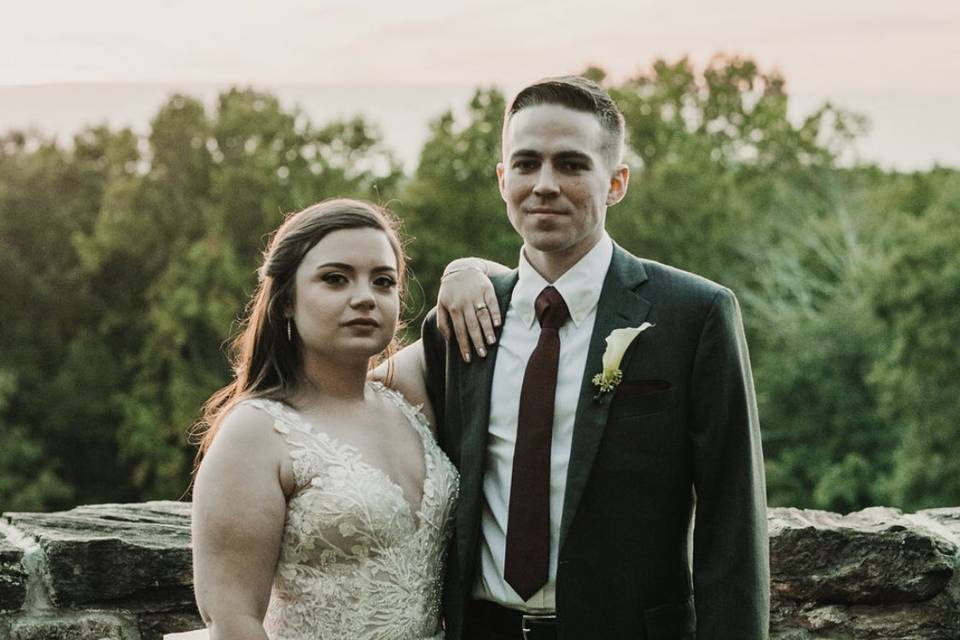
[278, 381, 430, 528]
[242, 382, 459, 639]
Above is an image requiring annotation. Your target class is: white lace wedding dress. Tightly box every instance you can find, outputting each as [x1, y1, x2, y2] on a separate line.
[241, 382, 459, 640]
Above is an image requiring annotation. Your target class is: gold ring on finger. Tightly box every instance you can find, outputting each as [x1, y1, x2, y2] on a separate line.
[474, 302, 488, 312]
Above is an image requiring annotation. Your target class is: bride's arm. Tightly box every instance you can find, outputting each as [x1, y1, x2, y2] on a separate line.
[372, 256, 511, 429]
[436, 257, 511, 362]
[191, 406, 289, 640]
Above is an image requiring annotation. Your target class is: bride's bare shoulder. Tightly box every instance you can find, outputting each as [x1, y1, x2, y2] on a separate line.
[217, 401, 283, 444]
[372, 340, 436, 431]
[198, 401, 290, 481]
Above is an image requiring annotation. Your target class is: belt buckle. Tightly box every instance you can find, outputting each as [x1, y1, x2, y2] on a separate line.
[521, 613, 556, 640]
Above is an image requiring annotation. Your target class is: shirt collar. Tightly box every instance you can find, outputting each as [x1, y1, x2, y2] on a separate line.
[512, 233, 614, 329]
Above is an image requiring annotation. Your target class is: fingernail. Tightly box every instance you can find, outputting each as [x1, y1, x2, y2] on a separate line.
[487, 335, 496, 344]
[463, 352, 471, 363]
[478, 347, 486, 357]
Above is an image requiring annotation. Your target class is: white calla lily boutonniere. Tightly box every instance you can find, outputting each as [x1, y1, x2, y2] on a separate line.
[592, 323, 655, 400]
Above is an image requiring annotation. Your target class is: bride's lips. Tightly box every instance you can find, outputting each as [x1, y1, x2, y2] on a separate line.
[343, 318, 380, 328]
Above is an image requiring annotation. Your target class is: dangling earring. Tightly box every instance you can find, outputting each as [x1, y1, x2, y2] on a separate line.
[286, 318, 292, 342]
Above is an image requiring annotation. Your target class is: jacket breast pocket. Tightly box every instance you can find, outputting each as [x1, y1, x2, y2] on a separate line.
[609, 380, 676, 419]
[601, 383, 682, 462]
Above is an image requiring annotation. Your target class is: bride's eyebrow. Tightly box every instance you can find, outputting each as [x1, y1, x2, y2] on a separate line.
[315, 263, 397, 273]
[315, 262, 354, 271]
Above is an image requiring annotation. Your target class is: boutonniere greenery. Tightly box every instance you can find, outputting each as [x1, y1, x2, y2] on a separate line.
[592, 323, 655, 400]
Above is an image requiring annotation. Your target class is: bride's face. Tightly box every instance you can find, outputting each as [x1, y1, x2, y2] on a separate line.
[290, 227, 400, 362]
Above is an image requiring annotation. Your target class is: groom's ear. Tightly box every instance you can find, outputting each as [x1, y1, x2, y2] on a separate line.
[606, 164, 630, 206]
[496, 162, 507, 201]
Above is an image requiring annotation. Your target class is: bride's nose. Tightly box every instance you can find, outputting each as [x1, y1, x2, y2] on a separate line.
[349, 283, 376, 309]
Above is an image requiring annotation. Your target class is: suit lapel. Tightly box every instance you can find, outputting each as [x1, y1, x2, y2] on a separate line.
[456, 270, 518, 577]
[559, 245, 650, 550]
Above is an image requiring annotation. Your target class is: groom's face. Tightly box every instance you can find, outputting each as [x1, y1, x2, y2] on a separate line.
[498, 104, 627, 266]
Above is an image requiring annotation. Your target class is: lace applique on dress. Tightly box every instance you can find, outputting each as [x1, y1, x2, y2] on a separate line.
[242, 382, 458, 640]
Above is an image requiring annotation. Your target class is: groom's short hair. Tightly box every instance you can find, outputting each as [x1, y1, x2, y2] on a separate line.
[503, 76, 626, 169]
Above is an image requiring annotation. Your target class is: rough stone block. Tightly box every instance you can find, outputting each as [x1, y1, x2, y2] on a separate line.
[10, 612, 138, 640]
[0, 534, 26, 612]
[917, 507, 960, 542]
[769, 506, 956, 605]
[138, 611, 205, 640]
[4, 502, 193, 610]
[771, 600, 960, 640]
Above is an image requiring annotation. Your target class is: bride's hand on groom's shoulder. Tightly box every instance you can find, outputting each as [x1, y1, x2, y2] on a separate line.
[437, 257, 502, 363]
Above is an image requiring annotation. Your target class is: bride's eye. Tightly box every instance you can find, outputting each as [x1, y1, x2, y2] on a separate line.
[374, 275, 397, 289]
[322, 273, 349, 285]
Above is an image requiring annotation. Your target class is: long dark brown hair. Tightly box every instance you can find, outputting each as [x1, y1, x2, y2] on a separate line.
[192, 198, 407, 457]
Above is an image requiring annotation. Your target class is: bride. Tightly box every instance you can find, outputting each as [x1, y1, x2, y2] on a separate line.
[190, 199, 496, 640]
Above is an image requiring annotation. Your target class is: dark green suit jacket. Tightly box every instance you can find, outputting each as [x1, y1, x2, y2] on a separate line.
[422, 244, 769, 640]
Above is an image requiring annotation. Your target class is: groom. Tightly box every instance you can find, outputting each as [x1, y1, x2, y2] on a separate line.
[422, 76, 769, 640]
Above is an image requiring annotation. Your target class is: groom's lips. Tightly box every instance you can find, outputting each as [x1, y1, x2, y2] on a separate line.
[526, 208, 565, 215]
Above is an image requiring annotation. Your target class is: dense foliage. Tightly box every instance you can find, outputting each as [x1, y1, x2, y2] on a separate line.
[2, 56, 957, 512]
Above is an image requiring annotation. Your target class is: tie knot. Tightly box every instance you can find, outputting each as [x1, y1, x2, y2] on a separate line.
[535, 286, 569, 330]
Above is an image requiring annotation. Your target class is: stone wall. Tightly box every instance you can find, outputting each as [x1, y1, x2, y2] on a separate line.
[769, 506, 960, 638]
[2, 501, 960, 639]
[0, 502, 199, 640]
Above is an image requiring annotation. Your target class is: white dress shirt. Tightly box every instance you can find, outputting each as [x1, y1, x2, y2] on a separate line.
[473, 233, 614, 611]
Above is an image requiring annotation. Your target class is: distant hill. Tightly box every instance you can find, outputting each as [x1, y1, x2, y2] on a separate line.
[1, 83, 957, 171]
[0, 83, 478, 171]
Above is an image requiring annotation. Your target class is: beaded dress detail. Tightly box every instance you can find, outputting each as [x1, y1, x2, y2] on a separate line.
[243, 382, 458, 640]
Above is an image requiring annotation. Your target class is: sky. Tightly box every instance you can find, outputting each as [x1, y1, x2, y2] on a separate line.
[3, 0, 959, 170]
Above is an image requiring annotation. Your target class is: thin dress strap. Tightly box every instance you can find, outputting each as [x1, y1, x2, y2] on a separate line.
[241, 397, 301, 438]
[369, 381, 432, 439]
[239, 397, 342, 489]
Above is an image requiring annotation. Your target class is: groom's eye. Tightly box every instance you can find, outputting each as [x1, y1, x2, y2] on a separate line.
[558, 160, 588, 172]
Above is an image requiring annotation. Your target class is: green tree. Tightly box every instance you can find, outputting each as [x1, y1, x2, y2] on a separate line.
[608, 55, 865, 291]
[1, 89, 404, 506]
[400, 88, 517, 324]
[98, 90, 403, 498]
[0, 369, 73, 511]
[868, 175, 960, 508]
[0, 128, 137, 508]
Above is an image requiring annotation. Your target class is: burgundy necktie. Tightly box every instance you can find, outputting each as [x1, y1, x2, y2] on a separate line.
[504, 285, 570, 601]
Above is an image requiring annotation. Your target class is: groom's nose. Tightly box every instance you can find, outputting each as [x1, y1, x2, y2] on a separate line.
[533, 166, 560, 197]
